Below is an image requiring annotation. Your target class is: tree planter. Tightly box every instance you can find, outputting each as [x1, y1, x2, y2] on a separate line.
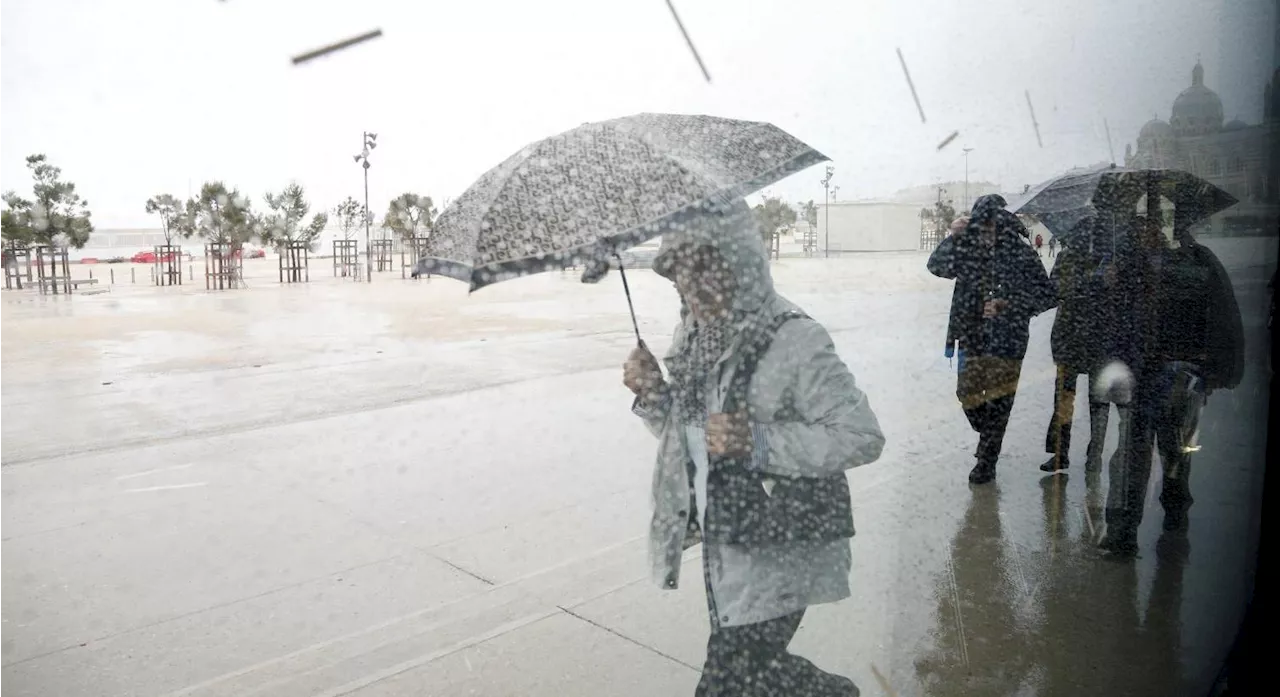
[204, 242, 243, 290]
[154, 244, 183, 286]
[278, 241, 309, 284]
[34, 245, 71, 295]
[401, 235, 430, 279]
[333, 239, 360, 279]
[371, 239, 393, 272]
[3, 243, 30, 290]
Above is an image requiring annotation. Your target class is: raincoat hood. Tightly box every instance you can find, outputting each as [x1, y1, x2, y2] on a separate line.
[651, 197, 775, 315]
[967, 193, 1030, 240]
[970, 193, 1008, 222]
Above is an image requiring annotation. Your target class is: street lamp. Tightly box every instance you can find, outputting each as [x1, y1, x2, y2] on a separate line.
[962, 147, 974, 211]
[821, 165, 835, 258]
[353, 131, 377, 282]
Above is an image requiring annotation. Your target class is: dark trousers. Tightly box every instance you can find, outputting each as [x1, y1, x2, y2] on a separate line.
[1044, 365, 1110, 467]
[696, 610, 855, 697]
[956, 355, 1023, 468]
[1105, 367, 1203, 537]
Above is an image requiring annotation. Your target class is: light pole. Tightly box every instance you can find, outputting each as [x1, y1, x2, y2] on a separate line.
[962, 147, 974, 211]
[353, 131, 378, 282]
[936, 186, 948, 244]
[821, 165, 835, 258]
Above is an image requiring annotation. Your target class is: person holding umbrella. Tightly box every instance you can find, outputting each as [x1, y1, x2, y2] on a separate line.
[623, 196, 883, 697]
[927, 194, 1057, 485]
[1099, 208, 1244, 554]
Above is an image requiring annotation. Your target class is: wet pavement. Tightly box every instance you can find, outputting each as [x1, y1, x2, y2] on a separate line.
[2, 238, 1274, 696]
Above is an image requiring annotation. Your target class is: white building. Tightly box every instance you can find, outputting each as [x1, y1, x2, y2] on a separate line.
[71, 228, 170, 260]
[816, 201, 925, 252]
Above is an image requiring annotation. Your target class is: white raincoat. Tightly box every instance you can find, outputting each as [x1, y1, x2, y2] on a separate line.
[632, 198, 884, 628]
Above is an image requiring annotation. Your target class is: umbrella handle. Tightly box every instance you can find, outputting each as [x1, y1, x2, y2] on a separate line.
[615, 254, 643, 345]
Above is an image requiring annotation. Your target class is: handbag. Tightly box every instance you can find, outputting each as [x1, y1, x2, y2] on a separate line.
[701, 312, 856, 546]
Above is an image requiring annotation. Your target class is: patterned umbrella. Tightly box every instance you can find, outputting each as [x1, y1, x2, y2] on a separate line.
[413, 113, 828, 290]
[1007, 163, 1237, 245]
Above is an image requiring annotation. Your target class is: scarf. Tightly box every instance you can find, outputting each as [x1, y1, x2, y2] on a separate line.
[677, 315, 736, 424]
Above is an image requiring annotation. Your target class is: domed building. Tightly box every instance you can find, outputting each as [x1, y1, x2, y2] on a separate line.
[1171, 62, 1224, 136]
[1125, 61, 1278, 235]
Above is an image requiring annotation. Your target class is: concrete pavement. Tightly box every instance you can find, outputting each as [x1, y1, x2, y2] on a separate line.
[2, 238, 1274, 695]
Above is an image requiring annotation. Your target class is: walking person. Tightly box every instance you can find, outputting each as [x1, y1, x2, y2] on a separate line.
[1099, 211, 1245, 555]
[1035, 232, 1044, 256]
[928, 195, 1057, 484]
[1040, 216, 1114, 474]
[1048, 235, 1057, 258]
[623, 197, 884, 697]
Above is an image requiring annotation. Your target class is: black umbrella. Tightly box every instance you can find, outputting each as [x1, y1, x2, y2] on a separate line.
[1007, 164, 1237, 246]
[413, 113, 828, 341]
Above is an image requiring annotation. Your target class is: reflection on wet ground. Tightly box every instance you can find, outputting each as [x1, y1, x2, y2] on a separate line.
[1, 239, 1273, 696]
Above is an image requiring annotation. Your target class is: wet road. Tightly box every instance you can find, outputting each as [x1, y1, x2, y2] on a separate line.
[2, 238, 1274, 696]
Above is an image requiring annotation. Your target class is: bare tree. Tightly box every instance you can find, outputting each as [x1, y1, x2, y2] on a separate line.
[333, 196, 366, 240]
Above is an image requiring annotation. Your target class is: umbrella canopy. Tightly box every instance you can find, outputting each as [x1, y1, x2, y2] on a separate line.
[414, 113, 828, 290]
[1007, 164, 1237, 245]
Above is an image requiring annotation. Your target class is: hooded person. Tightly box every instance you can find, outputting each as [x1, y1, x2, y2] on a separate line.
[622, 195, 884, 697]
[927, 194, 1056, 484]
[1040, 215, 1115, 475]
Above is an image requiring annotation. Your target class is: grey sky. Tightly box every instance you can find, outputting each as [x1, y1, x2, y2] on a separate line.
[2, 0, 1275, 228]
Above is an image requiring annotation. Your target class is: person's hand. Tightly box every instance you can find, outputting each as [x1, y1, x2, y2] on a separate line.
[623, 344, 664, 397]
[706, 412, 752, 457]
[983, 299, 1010, 319]
[949, 216, 970, 235]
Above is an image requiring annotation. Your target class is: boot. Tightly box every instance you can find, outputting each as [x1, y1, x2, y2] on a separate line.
[1162, 508, 1189, 532]
[1039, 454, 1069, 473]
[968, 460, 996, 485]
[1098, 530, 1139, 558]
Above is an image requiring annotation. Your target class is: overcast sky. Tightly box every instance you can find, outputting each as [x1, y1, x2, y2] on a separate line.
[2, 0, 1275, 228]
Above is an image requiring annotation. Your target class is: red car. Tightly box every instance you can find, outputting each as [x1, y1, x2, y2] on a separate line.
[131, 251, 177, 263]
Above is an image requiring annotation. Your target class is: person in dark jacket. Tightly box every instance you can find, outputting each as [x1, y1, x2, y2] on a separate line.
[1041, 216, 1115, 474]
[1099, 211, 1245, 555]
[928, 194, 1057, 484]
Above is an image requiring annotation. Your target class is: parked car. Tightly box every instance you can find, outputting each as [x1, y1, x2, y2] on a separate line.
[131, 250, 177, 263]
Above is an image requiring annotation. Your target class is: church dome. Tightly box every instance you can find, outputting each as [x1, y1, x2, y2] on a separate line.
[1139, 118, 1173, 140]
[1171, 61, 1224, 135]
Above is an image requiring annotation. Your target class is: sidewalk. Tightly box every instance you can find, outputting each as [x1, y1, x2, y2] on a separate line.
[2, 238, 1274, 696]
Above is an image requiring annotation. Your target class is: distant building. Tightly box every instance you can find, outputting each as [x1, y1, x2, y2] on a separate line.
[72, 228, 170, 260]
[889, 181, 1004, 210]
[1124, 61, 1278, 234]
[817, 201, 924, 252]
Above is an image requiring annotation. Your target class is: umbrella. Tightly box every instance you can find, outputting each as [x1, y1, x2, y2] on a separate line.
[413, 113, 827, 339]
[1007, 164, 1237, 246]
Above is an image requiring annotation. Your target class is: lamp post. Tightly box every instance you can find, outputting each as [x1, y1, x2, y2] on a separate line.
[821, 165, 835, 258]
[353, 131, 378, 282]
[936, 186, 948, 245]
[962, 147, 974, 211]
